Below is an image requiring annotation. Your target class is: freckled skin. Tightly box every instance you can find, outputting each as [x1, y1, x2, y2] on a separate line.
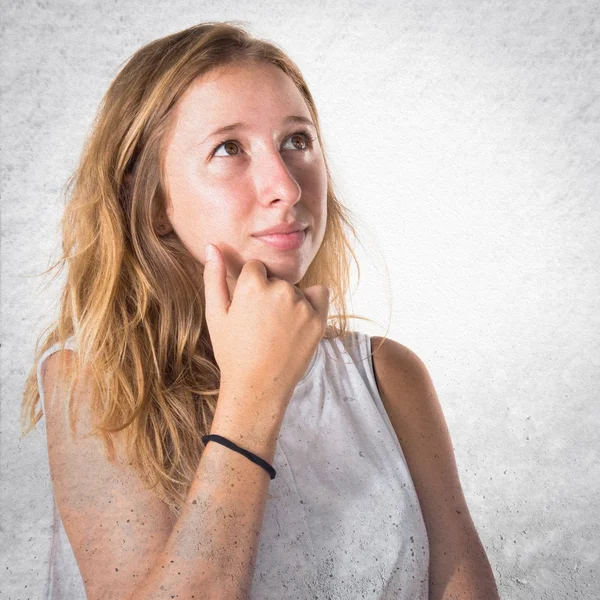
[46, 61, 327, 600]
[162, 61, 328, 299]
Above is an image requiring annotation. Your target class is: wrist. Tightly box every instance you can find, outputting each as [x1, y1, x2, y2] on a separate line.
[210, 384, 288, 461]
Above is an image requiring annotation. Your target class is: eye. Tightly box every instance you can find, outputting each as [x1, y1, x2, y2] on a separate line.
[282, 130, 316, 151]
[213, 140, 241, 157]
[211, 129, 317, 158]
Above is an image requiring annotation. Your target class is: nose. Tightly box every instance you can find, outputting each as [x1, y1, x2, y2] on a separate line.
[252, 148, 302, 208]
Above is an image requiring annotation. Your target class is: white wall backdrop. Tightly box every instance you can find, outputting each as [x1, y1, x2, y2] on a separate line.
[2, 1, 598, 598]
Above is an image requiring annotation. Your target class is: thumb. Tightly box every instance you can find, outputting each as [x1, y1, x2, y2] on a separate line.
[302, 284, 332, 327]
[203, 244, 231, 322]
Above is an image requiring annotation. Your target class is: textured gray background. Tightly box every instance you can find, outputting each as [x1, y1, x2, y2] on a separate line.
[2, 1, 599, 598]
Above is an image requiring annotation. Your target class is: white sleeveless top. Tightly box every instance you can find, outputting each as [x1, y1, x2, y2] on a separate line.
[36, 331, 429, 599]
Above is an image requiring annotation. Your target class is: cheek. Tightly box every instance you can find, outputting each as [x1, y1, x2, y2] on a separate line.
[168, 168, 236, 220]
[296, 158, 327, 194]
[310, 157, 328, 194]
[309, 165, 328, 215]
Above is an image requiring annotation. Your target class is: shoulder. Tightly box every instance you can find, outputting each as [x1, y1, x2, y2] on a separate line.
[42, 346, 78, 380]
[370, 336, 423, 374]
[42, 349, 81, 413]
[42, 348, 95, 431]
[42, 349, 177, 598]
[369, 336, 435, 436]
[369, 335, 454, 478]
[368, 336, 452, 487]
[369, 336, 499, 596]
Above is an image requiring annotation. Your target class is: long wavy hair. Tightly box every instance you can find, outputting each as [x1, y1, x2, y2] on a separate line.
[20, 21, 389, 516]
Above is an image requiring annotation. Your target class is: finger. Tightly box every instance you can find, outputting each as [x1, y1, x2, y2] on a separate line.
[291, 284, 304, 299]
[239, 258, 268, 284]
[225, 275, 238, 300]
[203, 244, 231, 319]
[302, 285, 331, 322]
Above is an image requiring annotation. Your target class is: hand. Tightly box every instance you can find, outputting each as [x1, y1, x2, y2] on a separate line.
[202, 243, 330, 402]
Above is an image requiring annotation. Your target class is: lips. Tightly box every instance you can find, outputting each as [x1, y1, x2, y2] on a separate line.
[252, 222, 307, 237]
[254, 229, 307, 250]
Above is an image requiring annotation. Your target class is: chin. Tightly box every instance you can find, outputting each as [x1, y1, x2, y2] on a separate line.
[261, 261, 306, 284]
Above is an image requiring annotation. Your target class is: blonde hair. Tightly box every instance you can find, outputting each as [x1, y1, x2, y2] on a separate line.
[21, 21, 388, 516]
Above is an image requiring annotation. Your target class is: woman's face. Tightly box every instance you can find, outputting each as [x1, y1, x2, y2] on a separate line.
[162, 61, 328, 289]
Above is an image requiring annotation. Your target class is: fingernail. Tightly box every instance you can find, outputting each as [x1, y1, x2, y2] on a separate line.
[205, 244, 215, 262]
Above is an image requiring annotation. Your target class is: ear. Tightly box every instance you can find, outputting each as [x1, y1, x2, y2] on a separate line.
[154, 186, 174, 236]
[155, 220, 173, 235]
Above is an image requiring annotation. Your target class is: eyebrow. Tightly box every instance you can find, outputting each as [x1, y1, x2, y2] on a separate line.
[200, 115, 316, 145]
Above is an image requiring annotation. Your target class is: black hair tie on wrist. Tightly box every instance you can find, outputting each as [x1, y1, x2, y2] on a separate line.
[202, 434, 277, 480]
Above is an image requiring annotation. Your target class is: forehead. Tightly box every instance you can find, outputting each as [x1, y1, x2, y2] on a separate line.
[172, 62, 310, 131]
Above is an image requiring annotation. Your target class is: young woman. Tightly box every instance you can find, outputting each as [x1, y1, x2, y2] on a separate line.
[21, 22, 499, 600]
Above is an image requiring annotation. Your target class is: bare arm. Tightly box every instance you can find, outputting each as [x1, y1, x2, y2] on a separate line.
[370, 338, 500, 600]
[44, 350, 289, 600]
[45, 247, 330, 599]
